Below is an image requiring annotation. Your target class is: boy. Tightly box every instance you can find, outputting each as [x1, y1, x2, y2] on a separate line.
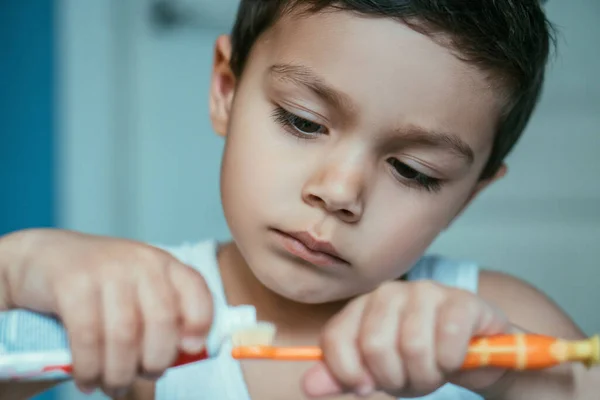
[0, 0, 597, 399]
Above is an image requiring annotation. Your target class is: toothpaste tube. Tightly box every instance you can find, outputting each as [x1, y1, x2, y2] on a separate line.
[0, 305, 257, 381]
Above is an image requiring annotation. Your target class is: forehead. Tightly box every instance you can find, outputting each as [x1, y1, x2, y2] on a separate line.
[248, 9, 504, 158]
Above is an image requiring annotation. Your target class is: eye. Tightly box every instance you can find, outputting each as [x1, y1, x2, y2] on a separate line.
[292, 118, 324, 134]
[387, 157, 442, 193]
[272, 107, 327, 137]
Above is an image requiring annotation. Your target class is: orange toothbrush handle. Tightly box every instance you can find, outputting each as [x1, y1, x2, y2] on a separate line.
[462, 334, 559, 370]
[232, 346, 323, 361]
[462, 333, 599, 370]
[232, 334, 600, 370]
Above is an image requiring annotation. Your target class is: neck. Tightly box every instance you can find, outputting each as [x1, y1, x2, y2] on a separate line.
[217, 241, 345, 344]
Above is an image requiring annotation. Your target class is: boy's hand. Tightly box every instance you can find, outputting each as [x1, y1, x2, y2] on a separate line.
[302, 280, 510, 398]
[1, 229, 213, 397]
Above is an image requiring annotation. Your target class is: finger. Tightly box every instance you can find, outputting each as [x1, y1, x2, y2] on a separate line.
[437, 291, 510, 372]
[101, 385, 131, 399]
[305, 296, 373, 397]
[101, 279, 140, 391]
[398, 282, 444, 394]
[168, 262, 213, 353]
[435, 291, 485, 372]
[437, 291, 512, 391]
[302, 363, 344, 398]
[475, 301, 510, 335]
[55, 274, 102, 391]
[137, 268, 180, 376]
[436, 296, 477, 373]
[359, 285, 407, 392]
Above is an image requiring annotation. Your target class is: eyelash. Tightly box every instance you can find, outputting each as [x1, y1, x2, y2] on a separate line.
[386, 158, 442, 193]
[271, 107, 327, 139]
[271, 106, 443, 193]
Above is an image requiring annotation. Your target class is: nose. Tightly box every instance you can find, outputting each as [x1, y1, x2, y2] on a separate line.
[302, 165, 364, 223]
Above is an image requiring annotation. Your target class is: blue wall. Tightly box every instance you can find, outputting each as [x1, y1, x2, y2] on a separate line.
[0, 0, 56, 236]
[0, 1, 56, 399]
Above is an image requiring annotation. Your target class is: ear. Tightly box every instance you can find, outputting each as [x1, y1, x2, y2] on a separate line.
[209, 35, 237, 137]
[447, 164, 508, 227]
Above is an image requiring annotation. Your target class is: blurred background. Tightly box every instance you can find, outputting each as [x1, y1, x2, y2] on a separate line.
[1, 0, 598, 399]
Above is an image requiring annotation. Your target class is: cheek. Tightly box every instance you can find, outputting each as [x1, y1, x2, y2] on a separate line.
[220, 103, 308, 231]
[352, 182, 472, 282]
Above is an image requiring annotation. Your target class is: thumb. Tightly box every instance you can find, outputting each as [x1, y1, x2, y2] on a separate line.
[302, 362, 346, 398]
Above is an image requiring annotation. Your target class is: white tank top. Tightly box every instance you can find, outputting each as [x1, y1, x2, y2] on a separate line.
[155, 240, 483, 400]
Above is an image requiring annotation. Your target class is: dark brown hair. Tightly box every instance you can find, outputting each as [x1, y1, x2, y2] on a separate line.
[229, 1, 555, 179]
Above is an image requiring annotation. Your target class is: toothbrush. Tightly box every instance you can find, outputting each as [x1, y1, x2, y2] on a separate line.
[231, 333, 600, 370]
[1, 323, 597, 381]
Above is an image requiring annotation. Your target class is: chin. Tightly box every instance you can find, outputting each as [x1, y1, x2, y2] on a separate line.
[249, 260, 351, 304]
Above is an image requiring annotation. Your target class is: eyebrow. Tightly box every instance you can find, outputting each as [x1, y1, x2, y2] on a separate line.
[268, 63, 357, 118]
[269, 63, 474, 164]
[394, 126, 475, 164]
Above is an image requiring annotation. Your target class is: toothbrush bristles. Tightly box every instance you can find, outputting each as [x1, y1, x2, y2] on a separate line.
[231, 321, 277, 347]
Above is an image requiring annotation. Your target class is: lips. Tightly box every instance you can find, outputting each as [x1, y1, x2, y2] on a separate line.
[272, 229, 349, 268]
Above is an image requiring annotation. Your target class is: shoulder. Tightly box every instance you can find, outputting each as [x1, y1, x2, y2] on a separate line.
[411, 255, 584, 339]
[478, 269, 584, 339]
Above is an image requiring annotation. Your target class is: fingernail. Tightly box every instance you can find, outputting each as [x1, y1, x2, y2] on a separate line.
[356, 383, 374, 397]
[180, 337, 205, 353]
[78, 386, 96, 395]
[302, 364, 344, 397]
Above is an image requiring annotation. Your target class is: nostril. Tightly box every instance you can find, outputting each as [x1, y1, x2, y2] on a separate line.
[307, 194, 324, 205]
[340, 209, 353, 218]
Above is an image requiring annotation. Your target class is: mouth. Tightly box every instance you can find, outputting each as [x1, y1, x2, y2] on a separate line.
[271, 229, 350, 268]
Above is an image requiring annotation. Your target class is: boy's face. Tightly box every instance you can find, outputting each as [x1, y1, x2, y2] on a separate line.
[211, 10, 506, 303]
